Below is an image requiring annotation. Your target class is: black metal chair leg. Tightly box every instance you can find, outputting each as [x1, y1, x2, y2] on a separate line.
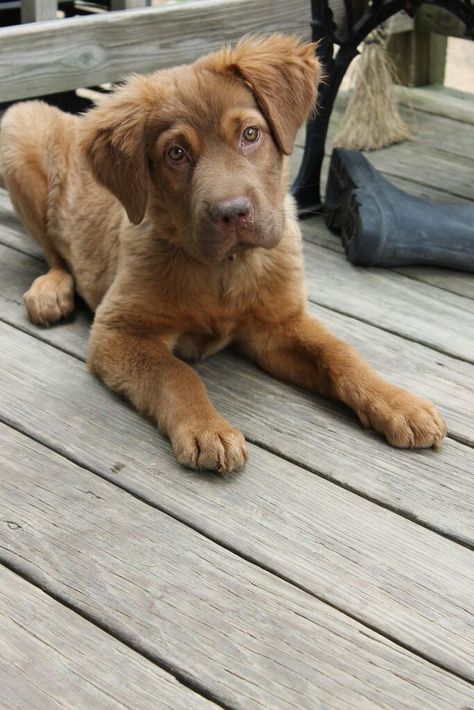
[292, 0, 473, 219]
[292, 38, 358, 217]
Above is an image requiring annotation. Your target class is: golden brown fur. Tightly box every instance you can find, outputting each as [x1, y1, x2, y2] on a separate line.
[0, 35, 446, 473]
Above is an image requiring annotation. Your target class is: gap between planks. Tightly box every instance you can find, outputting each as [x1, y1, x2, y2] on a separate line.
[1, 312, 473, 546]
[1, 420, 474, 707]
[299, 216, 474, 302]
[0, 224, 472, 688]
[3, 413, 473, 695]
[294, 93, 474, 203]
[0, 562, 220, 710]
[1, 319, 474, 685]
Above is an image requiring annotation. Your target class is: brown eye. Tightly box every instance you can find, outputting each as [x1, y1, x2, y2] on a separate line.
[167, 145, 189, 163]
[242, 126, 260, 144]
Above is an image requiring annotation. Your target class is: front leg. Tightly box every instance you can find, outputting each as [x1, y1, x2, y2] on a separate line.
[88, 323, 247, 474]
[238, 312, 446, 448]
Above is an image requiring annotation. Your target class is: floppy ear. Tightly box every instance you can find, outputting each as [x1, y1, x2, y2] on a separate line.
[81, 79, 150, 225]
[200, 35, 321, 155]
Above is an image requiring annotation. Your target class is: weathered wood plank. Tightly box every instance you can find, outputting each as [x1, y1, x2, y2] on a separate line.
[0, 0, 311, 102]
[300, 216, 474, 300]
[395, 85, 474, 125]
[295, 97, 474, 213]
[322, 98, 474, 163]
[309, 306, 474, 446]
[296, 95, 474, 172]
[1, 319, 474, 680]
[396, 265, 474, 299]
[1, 239, 473, 526]
[303, 241, 474, 363]
[387, 26, 447, 87]
[292, 141, 473, 203]
[110, 0, 151, 9]
[21, 0, 58, 23]
[416, 5, 468, 38]
[0, 241, 91, 357]
[0, 565, 214, 709]
[1, 421, 474, 706]
[350, 143, 473, 200]
[0, 191, 44, 260]
[396, 107, 474, 160]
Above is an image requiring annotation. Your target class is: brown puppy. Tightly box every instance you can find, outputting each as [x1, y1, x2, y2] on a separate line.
[0, 35, 446, 473]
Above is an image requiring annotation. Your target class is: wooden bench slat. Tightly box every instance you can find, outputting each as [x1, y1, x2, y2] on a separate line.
[0, 0, 310, 102]
[20, 0, 58, 24]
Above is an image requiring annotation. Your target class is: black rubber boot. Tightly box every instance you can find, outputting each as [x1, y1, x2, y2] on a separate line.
[325, 148, 474, 272]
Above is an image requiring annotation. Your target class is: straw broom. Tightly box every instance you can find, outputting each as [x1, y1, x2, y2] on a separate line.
[334, 24, 411, 151]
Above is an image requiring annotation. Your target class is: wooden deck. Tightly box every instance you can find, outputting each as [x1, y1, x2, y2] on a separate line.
[1, 88, 473, 708]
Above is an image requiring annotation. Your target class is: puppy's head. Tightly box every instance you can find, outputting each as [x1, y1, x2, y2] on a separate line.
[81, 35, 320, 264]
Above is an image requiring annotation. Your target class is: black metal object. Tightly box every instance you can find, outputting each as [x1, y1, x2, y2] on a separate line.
[325, 148, 474, 270]
[292, 0, 474, 217]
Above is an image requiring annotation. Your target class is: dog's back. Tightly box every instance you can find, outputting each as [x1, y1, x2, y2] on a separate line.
[0, 100, 121, 310]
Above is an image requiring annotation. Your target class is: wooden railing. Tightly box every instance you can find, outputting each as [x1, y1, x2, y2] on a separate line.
[0, 0, 311, 102]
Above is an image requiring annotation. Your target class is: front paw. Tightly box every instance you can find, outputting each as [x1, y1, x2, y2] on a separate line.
[171, 419, 248, 474]
[359, 386, 447, 449]
[24, 271, 75, 326]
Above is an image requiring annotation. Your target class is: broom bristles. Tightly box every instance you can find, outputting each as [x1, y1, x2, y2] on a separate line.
[334, 31, 411, 151]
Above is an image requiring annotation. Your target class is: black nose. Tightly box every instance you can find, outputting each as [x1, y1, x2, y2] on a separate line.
[210, 197, 252, 227]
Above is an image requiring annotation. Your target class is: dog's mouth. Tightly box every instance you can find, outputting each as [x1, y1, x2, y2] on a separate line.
[225, 239, 258, 261]
[189, 208, 283, 264]
[199, 225, 280, 264]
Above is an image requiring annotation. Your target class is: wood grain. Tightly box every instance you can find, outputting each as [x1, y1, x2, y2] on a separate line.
[395, 265, 474, 299]
[295, 92, 474, 201]
[1, 421, 474, 706]
[303, 241, 474, 363]
[0, 191, 44, 260]
[21, 0, 58, 23]
[296, 99, 474, 164]
[347, 143, 473, 200]
[292, 141, 473, 203]
[395, 108, 474, 161]
[1, 321, 474, 681]
[300, 216, 474, 301]
[395, 85, 474, 125]
[0, 0, 311, 102]
[0, 565, 215, 709]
